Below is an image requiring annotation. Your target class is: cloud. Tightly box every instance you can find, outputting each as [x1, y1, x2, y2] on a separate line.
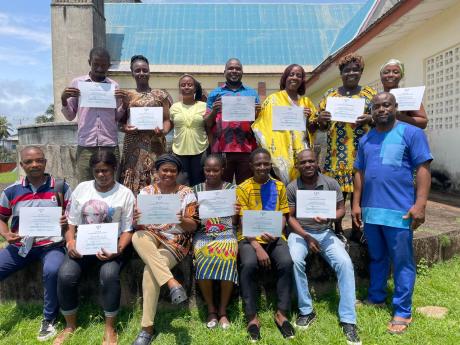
[0, 80, 52, 127]
[0, 12, 51, 50]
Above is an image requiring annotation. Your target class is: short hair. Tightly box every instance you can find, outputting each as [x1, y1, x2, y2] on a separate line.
[338, 53, 364, 73]
[179, 74, 203, 102]
[279, 64, 306, 96]
[249, 148, 271, 163]
[204, 153, 225, 168]
[372, 91, 397, 105]
[296, 148, 316, 162]
[130, 55, 149, 71]
[20, 146, 44, 159]
[225, 58, 242, 70]
[89, 150, 118, 171]
[89, 47, 110, 62]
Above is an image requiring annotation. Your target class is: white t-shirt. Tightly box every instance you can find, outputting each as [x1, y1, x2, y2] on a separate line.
[67, 180, 135, 236]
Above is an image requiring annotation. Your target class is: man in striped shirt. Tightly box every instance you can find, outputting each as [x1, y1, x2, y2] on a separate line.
[0, 146, 71, 341]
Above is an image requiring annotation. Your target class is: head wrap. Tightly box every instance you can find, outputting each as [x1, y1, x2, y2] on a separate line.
[155, 154, 183, 172]
[380, 59, 405, 78]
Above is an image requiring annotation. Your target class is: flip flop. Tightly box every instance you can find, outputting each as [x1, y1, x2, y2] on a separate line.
[218, 314, 231, 330]
[206, 312, 218, 329]
[387, 319, 411, 335]
[169, 285, 187, 305]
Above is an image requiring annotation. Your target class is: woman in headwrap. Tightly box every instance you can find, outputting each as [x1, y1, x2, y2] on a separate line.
[380, 59, 428, 129]
[131, 154, 199, 345]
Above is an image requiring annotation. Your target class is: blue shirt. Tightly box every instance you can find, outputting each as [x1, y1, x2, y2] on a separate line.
[206, 83, 260, 153]
[354, 122, 433, 229]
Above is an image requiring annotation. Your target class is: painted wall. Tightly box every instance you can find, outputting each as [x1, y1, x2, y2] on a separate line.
[308, 1, 460, 190]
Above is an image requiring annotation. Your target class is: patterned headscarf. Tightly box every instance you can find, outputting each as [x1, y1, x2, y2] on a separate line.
[155, 154, 183, 173]
[380, 59, 405, 78]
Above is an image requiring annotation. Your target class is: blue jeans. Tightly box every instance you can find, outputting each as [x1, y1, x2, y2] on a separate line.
[288, 230, 356, 324]
[364, 223, 415, 319]
[0, 244, 65, 321]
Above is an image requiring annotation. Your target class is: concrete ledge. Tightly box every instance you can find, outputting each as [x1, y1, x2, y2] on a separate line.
[1, 228, 459, 305]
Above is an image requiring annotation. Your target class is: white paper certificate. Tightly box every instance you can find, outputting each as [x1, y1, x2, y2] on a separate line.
[198, 189, 236, 219]
[242, 210, 283, 238]
[390, 86, 425, 111]
[129, 107, 163, 130]
[296, 190, 336, 219]
[222, 96, 255, 122]
[137, 194, 181, 225]
[19, 207, 62, 237]
[76, 223, 119, 256]
[326, 97, 365, 123]
[272, 106, 306, 131]
[78, 81, 116, 109]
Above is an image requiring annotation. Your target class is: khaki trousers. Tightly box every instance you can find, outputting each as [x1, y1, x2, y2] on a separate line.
[132, 230, 177, 327]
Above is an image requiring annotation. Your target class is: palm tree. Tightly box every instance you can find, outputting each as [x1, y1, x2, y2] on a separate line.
[0, 116, 12, 142]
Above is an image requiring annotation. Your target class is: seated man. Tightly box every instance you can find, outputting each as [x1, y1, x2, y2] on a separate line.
[237, 148, 294, 342]
[287, 149, 360, 345]
[0, 146, 71, 341]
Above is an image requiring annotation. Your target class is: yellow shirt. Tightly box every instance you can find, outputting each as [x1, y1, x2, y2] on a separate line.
[170, 101, 209, 155]
[236, 177, 289, 244]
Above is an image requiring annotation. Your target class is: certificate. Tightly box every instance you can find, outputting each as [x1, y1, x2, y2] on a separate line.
[129, 107, 163, 130]
[272, 106, 306, 131]
[242, 210, 283, 238]
[296, 190, 336, 219]
[78, 81, 116, 109]
[76, 223, 118, 256]
[198, 189, 236, 219]
[137, 194, 181, 225]
[19, 207, 62, 237]
[222, 96, 255, 122]
[390, 86, 425, 111]
[326, 97, 365, 123]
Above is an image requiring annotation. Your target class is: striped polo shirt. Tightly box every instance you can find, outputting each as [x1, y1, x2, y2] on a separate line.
[0, 174, 71, 247]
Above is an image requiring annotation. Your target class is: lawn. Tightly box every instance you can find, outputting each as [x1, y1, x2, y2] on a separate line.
[0, 257, 459, 345]
[0, 169, 18, 185]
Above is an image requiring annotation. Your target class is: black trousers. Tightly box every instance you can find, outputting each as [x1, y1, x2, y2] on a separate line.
[238, 238, 293, 316]
[57, 253, 127, 317]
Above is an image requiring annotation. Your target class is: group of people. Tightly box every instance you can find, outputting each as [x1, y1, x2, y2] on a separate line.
[0, 47, 432, 345]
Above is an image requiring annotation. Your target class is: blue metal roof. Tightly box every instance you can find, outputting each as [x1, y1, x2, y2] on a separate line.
[105, 3, 369, 66]
[328, 0, 375, 54]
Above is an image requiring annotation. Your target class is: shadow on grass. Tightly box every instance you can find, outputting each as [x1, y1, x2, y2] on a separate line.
[0, 303, 42, 334]
[152, 303, 193, 345]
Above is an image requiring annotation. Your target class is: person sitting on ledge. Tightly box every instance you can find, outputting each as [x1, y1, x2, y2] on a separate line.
[0, 146, 71, 342]
[131, 154, 199, 345]
[287, 149, 361, 345]
[236, 148, 295, 342]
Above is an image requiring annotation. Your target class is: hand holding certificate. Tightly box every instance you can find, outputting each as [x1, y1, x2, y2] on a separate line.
[19, 207, 62, 237]
[129, 107, 163, 130]
[198, 189, 236, 219]
[222, 96, 255, 122]
[390, 86, 425, 111]
[296, 190, 336, 219]
[272, 106, 306, 131]
[76, 223, 119, 256]
[326, 97, 365, 123]
[78, 81, 116, 109]
[242, 210, 283, 238]
[137, 194, 181, 225]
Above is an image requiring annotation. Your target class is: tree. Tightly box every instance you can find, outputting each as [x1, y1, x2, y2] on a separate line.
[0, 116, 12, 141]
[35, 104, 55, 123]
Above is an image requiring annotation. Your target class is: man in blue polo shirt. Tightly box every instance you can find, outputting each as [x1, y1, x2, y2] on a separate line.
[352, 92, 432, 335]
[204, 58, 260, 184]
[0, 146, 71, 341]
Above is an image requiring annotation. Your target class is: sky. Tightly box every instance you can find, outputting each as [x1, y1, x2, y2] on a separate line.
[0, 0, 367, 130]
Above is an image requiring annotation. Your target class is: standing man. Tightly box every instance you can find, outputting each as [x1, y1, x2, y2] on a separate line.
[287, 149, 360, 345]
[204, 58, 260, 184]
[0, 146, 71, 341]
[352, 92, 432, 335]
[61, 47, 128, 182]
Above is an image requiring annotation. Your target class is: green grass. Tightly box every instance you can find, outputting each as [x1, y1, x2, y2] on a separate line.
[1, 257, 460, 345]
[0, 170, 18, 184]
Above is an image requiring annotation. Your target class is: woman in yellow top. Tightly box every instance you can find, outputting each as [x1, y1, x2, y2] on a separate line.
[170, 74, 209, 186]
[252, 64, 316, 185]
[310, 53, 376, 237]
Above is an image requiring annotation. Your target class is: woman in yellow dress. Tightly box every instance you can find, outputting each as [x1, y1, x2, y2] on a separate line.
[252, 64, 316, 184]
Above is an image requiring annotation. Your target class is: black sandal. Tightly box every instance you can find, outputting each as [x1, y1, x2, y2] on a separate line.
[275, 319, 295, 339]
[247, 324, 260, 342]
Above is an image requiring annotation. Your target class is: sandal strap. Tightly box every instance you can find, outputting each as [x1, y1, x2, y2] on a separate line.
[390, 320, 410, 326]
